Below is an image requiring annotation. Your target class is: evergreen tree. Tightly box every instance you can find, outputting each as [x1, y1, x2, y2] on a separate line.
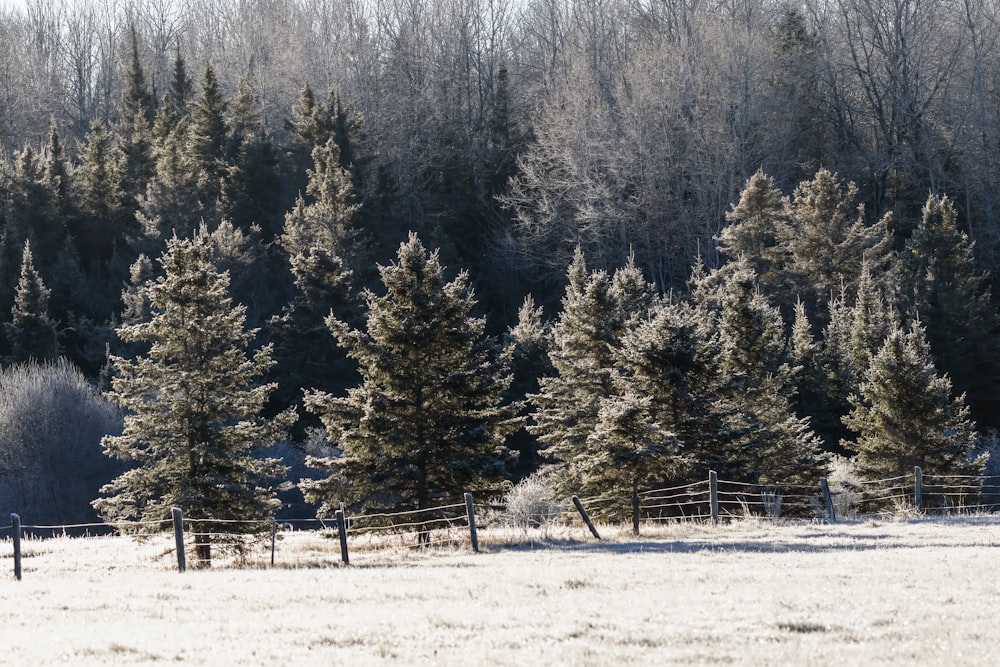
[613, 296, 722, 483]
[280, 139, 362, 277]
[715, 170, 790, 294]
[93, 232, 294, 565]
[302, 233, 514, 518]
[713, 264, 826, 486]
[784, 169, 892, 307]
[504, 295, 554, 476]
[77, 120, 129, 262]
[894, 194, 1000, 424]
[121, 27, 156, 127]
[136, 117, 203, 245]
[222, 81, 283, 237]
[188, 64, 229, 214]
[118, 35, 157, 210]
[6, 241, 58, 363]
[529, 250, 655, 496]
[167, 49, 194, 118]
[587, 392, 682, 517]
[843, 322, 987, 492]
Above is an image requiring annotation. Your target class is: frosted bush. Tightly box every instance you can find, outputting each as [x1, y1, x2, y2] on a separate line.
[826, 455, 862, 519]
[502, 474, 566, 533]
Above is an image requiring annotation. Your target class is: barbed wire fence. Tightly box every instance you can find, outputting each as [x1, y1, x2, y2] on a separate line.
[4, 468, 1000, 580]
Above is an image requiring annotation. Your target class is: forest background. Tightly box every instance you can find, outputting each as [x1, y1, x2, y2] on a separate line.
[2, 0, 1000, 523]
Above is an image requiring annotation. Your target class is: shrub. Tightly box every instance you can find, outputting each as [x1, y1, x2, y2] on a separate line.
[502, 474, 566, 533]
[0, 359, 123, 525]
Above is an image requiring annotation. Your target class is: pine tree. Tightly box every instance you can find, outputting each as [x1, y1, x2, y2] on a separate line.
[894, 194, 1000, 423]
[188, 64, 229, 214]
[77, 120, 129, 261]
[843, 322, 987, 491]
[221, 81, 282, 237]
[118, 34, 156, 210]
[713, 264, 826, 486]
[529, 249, 622, 496]
[613, 297, 721, 484]
[505, 295, 554, 476]
[6, 241, 58, 363]
[715, 170, 790, 294]
[136, 116, 203, 245]
[93, 231, 294, 566]
[587, 392, 682, 518]
[302, 233, 514, 519]
[784, 169, 892, 306]
[280, 139, 363, 277]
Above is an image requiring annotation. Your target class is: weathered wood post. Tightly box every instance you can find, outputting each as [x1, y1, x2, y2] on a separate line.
[335, 509, 350, 565]
[464, 493, 480, 553]
[709, 470, 719, 526]
[632, 483, 640, 537]
[171, 507, 186, 573]
[11, 513, 22, 581]
[270, 518, 277, 567]
[571, 496, 601, 540]
[820, 477, 836, 523]
[914, 466, 923, 511]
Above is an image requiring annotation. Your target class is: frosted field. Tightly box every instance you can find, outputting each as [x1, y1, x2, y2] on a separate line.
[2, 518, 999, 666]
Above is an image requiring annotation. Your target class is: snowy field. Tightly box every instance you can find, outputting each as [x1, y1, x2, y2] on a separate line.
[2, 517, 999, 665]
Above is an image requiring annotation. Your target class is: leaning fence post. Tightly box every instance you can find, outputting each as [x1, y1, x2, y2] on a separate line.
[171, 507, 186, 573]
[464, 493, 480, 553]
[914, 466, 923, 511]
[335, 510, 350, 565]
[571, 496, 601, 540]
[819, 477, 836, 523]
[709, 470, 719, 526]
[11, 513, 22, 581]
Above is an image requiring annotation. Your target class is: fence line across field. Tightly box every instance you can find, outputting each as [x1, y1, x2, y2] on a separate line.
[6, 468, 1000, 579]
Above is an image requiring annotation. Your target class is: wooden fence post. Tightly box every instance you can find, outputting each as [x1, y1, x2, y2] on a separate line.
[11, 513, 22, 581]
[571, 496, 601, 540]
[171, 508, 186, 573]
[464, 493, 480, 553]
[819, 477, 836, 523]
[709, 470, 719, 526]
[914, 466, 923, 511]
[270, 518, 277, 567]
[335, 510, 350, 565]
[632, 483, 640, 537]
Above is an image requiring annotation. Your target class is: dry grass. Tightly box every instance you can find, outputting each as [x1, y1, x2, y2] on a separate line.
[2, 517, 1000, 665]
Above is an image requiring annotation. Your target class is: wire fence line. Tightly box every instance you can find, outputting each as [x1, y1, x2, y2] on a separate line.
[5, 468, 1000, 578]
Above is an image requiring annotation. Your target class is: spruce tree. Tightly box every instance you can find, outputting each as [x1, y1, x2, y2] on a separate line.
[93, 231, 294, 565]
[843, 322, 987, 493]
[715, 170, 790, 294]
[188, 64, 229, 214]
[6, 241, 58, 363]
[713, 264, 826, 486]
[302, 233, 514, 519]
[784, 169, 892, 305]
[529, 249, 622, 496]
[894, 194, 1000, 423]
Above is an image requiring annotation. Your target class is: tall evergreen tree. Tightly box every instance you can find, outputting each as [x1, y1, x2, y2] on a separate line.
[715, 170, 790, 294]
[188, 64, 229, 214]
[302, 233, 514, 518]
[6, 241, 58, 363]
[843, 322, 987, 490]
[93, 231, 294, 565]
[529, 250, 656, 496]
[713, 264, 826, 485]
[784, 169, 892, 307]
[894, 194, 1000, 424]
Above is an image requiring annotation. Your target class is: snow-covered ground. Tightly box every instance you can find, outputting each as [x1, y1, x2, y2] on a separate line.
[2, 518, 999, 665]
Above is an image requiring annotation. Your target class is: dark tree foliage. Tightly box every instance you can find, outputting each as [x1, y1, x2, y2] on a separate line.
[6, 242, 59, 364]
[302, 233, 515, 517]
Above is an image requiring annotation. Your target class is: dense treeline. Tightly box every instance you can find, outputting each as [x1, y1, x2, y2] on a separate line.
[0, 0, 998, 528]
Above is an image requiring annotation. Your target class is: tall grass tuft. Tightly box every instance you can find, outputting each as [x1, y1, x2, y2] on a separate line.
[501, 474, 566, 535]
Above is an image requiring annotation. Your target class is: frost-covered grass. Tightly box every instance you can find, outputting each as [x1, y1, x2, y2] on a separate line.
[2, 517, 1000, 665]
